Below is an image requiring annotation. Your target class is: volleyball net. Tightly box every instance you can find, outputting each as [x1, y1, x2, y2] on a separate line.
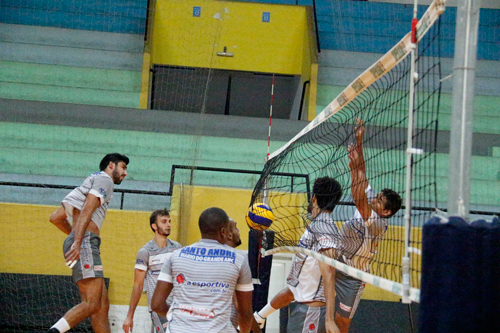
[250, 0, 447, 301]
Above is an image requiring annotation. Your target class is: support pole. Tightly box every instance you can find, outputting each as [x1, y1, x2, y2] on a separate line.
[448, 0, 480, 219]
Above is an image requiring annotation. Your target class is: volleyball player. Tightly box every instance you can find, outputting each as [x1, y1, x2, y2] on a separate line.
[256, 177, 344, 333]
[46, 153, 129, 333]
[123, 209, 182, 333]
[151, 207, 254, 333]
[335, 118, 402, 332]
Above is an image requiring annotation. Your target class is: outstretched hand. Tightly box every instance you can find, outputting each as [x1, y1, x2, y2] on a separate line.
[354, 117, 365, 144]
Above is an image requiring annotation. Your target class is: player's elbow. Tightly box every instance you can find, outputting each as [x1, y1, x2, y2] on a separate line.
[49, 211, 60, 225]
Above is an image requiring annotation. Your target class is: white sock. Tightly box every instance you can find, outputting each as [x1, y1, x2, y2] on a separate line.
[258, 304, 277, 318]
[52, 318, 71, 333]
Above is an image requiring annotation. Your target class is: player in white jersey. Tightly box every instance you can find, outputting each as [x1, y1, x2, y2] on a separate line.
[255, 177, 343, 333]
[151, 207, 255, 333]
[335, 118, 401, 332]
[46, 153, 129, 333]
[123, 209, 182, 333]
[255, 119, 401, 333]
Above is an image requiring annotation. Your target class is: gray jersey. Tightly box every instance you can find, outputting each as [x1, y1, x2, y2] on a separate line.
[158, 239, 253, 333]
[287, 212, 340, 303]
[62, 171, 114, 230]
[338, 185, 388, 272]
[135, 239, 182, 311]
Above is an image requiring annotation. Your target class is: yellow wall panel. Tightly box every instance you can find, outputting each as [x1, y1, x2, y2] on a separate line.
[0, 203, 179, 305]
[151, 0, 310, 75]
[1, 194, 419, 304]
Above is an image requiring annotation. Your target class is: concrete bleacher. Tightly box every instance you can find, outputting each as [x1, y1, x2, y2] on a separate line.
[316, 50, 500, 135]
[0, 0, 146, 107]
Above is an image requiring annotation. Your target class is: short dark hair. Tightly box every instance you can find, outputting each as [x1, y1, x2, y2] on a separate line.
[313, 177, 343, 211]
[99, 153, 129, 171]
[150, 209, 170, 232]
[381, 188, 402, 217]
[199, 207, 229, 236]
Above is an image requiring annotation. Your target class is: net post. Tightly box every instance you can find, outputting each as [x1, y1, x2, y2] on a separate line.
[447, 0, 479, 219]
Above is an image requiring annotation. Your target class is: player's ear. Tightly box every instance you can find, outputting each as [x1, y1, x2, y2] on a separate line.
[152, 223, 158, 232]
[381, 208, 392, 217]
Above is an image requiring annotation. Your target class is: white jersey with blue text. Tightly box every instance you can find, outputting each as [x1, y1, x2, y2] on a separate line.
[135, 239, 182, 311]
[338, 185, 388, 272]
[158, 239, 253, 333]
[287, 212, 340, 303]
[62, 171, 114, 230]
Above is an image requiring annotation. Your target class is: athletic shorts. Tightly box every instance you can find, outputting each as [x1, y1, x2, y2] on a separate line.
[335, 270, 365, 319]
[63, 231, 103, 283]
[151, 311, 168, 333]
[287, 302, 326, 333]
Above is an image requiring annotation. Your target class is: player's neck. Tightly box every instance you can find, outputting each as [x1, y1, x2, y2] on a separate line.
[154, 233, 168, 248]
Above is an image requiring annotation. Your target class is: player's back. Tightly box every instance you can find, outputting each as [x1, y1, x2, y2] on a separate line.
[164, 239, 251, 333]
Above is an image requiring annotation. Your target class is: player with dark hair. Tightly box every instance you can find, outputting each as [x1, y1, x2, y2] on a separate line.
[151, 207, 255, 333]
[334, 118, 402, 332]
[255, 176, 343, 333]
[123, 209, 181, 333]
[46, 153, 129, 333]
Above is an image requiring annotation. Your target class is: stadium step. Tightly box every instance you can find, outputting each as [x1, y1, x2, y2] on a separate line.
[0, 41, 143, 71]
[0, 82, 140, 108]
[0, 23, 144, 53]
[316, 86, 500, 135]
[318, 51, 500, 97]
[0, 122, 277, 177]
[0, 61, 141, 92]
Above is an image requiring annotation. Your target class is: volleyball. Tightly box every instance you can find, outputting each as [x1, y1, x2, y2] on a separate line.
[246, 203, 274, 230]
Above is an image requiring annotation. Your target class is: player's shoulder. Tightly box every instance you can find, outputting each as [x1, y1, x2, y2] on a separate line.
[167, 240, 182, 252]
[138, 239, 156, 252]
[90, 171, 113, 183]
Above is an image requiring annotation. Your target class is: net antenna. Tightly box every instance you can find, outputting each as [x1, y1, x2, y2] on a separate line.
[263, 74, 275, 206]
[254, 0, 448, 303]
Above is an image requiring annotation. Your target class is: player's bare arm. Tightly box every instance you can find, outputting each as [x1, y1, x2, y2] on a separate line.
[151, 280, 173, 318]
[123, 269, 147, 333]
[49, 206, 72, 235]
[318, 249, 340, 333]
[235, 290, 254, 333]
[64, 193, 101, 266]
[354, 118, 366, 175]
[348, 143, 371, 221]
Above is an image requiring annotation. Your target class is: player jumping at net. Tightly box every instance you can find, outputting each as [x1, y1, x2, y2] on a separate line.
[123, 209, 182, 333]
[254, 118, 402, 333]
[256, 177, 344, 333]
[151, 207, 255, 333]
[46, 153, 129, 333]
[335, 118, 402, 332]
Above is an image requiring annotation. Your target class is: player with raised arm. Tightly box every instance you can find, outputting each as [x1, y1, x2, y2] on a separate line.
[123, 209, 182, 333]
[335, 118, 402, 332]
[256, 177, 343, 333]
[254, 119, 402, 333]
[151, 207, 255, 333]
[46, 153, 129, 333]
